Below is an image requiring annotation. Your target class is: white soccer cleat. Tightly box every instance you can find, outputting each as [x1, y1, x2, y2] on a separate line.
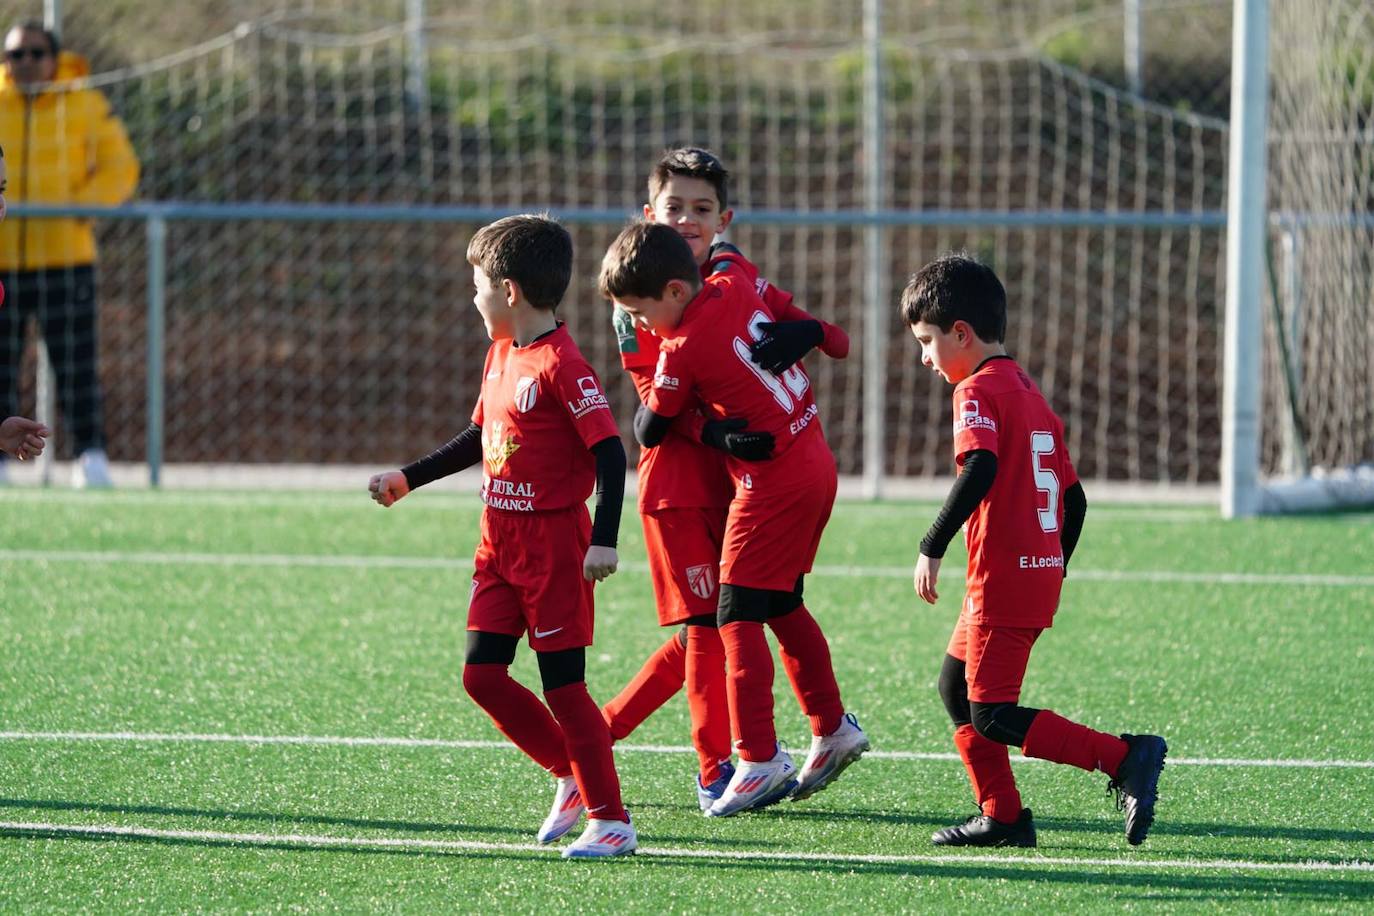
[536, 775, 585, 844]
[73, 448, 113, 489]
[706, 746, 798, 817]
[561, 813, 637, 859]
[792, 712, 870, 801]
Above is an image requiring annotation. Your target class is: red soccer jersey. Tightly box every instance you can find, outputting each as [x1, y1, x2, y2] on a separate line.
[952, 356, 1080, 628]
[646, 270, 825, 474]
[614, 256, 827, 512]
[471, 324, 620, 512]
[614, 306, 731, 513]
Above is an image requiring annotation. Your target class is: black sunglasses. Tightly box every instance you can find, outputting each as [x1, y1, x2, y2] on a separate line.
[5, 48, 50, 61]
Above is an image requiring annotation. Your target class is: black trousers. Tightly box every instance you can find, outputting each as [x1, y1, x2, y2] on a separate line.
[0, 265, 105, 454]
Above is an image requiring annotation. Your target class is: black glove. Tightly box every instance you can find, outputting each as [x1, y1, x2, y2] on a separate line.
[707, 241, 744, 275]
[749, 320, 824, 374]
[701, 417, 774, 461]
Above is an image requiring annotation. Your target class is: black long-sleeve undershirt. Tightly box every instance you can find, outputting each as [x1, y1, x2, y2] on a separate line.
[634, 402, 673, 448]
[402, 422, 483, 490]
[588, 435, 626, 548]
[401, 423, 625, 548]
[1060, 480, 1087, 570]
[919, 449, 998, 559]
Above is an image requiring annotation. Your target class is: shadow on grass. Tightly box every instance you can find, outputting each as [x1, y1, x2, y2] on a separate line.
[0, 823, 1369, 904]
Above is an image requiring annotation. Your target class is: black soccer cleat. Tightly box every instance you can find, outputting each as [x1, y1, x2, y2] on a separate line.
[1108, 733, 1168, 845]
[932, 807, 1036, 848]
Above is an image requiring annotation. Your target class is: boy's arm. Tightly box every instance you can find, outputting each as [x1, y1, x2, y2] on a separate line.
[1060, 481, 1087, 573]
[402, 422, 484, 490]
[919, 449, 998, 559]
[708, 241, 848, 370]
[584, 435, 627, 581]
[369, 422, 482, 508]
[913, 449, 997, 604]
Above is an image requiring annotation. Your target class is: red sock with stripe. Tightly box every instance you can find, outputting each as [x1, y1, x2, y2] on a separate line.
[685, 625, 731, 783]
[720, 620, 777, 762]
[462, 663, 571, 777]
[601, 632, 685, 740]
[768, 604, 843, 737]
[1022, 710, 1129, 777]
[953, 723, 1022, 823]
[544, 682, 628, 821]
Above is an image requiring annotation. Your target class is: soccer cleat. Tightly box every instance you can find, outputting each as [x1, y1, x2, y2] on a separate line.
[695, 760, 736, 813]
[932, 807, 1037, 847]
[561, 813, 638, 859]
[792, 712, 870, 801]
[73, 448, 113, 489]
[706, 746, 798, 817]
[536, 775, 585, 844]
[1108, 733, 1168, 845]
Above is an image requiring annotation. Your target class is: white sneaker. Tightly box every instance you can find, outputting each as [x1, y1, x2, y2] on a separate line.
[536, 775, 585, 844]
[73, 448, 113, 489]
[706, 746, 798, 817]
[792, 712, 870, 801]
[561, 813, 637, 859]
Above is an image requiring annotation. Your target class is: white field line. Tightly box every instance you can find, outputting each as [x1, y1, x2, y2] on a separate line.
[4, 548, 1373, 588]
[0, 820, 1370, 873]
[1, 730, 1371, 770]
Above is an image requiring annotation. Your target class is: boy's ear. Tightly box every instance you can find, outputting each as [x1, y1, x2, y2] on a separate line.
[952, 319, 974, 346]
[716, 208, 734, 234]
[501, 277, 522, 307]
[643, 202, 657, 222]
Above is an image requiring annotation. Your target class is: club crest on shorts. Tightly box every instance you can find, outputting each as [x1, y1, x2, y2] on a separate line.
[685, 563, 716, 600]
[514, 376, 539, 413]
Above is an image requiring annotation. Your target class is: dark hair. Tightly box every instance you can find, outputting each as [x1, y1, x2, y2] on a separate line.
[599, 221, 701, 301]
[647, 147, 729, 211]
[9, 21, 60, 56]
[899, 253, 1007, 343]
[466, 214, 572, 311]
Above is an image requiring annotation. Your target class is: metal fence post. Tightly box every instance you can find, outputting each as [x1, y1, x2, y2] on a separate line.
[862, 0, 889, 500]
[146, 214, 167, 487]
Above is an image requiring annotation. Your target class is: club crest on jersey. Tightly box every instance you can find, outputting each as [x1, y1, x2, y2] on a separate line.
[482, 420, 520, 473]
[514, 376, 539, 413]
[568, 375, 610, 418]
[954, 398, 996, 433]
[685, 563, 716, 600]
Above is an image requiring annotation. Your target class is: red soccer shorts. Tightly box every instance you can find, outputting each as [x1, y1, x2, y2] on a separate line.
[467, 505, 595, 652]
[641, 506, 728, 626]
[720, 434, 837, 592]
[946, 602, 1043, 704]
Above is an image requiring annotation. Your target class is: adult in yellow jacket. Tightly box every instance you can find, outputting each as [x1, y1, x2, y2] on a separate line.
[0, 22, 139, 487]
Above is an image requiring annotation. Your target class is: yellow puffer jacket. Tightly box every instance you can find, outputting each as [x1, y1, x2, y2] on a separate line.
[0, 50, 140, 270]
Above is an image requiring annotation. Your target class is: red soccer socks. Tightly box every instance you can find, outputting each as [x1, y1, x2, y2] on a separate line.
[544, 682, 628, 822]
[685, 625, 731, 783]
[720, 620, 778, 762]
[601, 631, 686, 740]
[768, 605, 844, 737]
[462, 663, 572, 778]
[953, 723, 1023, 824]
[1022, 709, 1129, 777]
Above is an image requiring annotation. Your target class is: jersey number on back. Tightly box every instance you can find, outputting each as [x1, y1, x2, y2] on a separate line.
[1031, 431, 1060, 533]
[732, 310, 810, 412]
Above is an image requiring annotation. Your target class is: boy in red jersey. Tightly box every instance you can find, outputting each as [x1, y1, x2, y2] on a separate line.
[903, 253, 1167, 848]
[367, 215, 636, 859]
[601, 148, 851, 812]
[600, 221, 869, 818]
